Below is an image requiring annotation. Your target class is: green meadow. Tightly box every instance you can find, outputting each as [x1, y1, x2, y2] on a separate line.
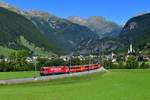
[0, 69, 150, 100]
[0, 71, 39, 80]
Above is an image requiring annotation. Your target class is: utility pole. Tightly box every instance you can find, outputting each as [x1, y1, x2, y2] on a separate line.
[69, 57, 71, 67]
[69, 52, 73, 74]
[101, 41, 104, 65]
[34, 60, 37, 77]
[88, 49, 91, 71]
[98, 42, 101, 64]
[97, 40, 101, 64]
[33, 57, 37, 78]
[91, 50, 94, 64]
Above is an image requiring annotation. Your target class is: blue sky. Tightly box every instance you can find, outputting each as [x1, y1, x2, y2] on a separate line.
[3, 0, 150, 25]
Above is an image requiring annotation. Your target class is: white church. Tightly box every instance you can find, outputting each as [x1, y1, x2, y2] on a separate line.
[128, 43, 135, 54]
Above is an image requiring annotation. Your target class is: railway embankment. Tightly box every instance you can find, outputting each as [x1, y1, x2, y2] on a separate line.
[0, 67, 106, 85]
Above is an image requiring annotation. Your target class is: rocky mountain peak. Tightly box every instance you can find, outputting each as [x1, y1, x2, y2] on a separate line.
[27, 10, 50, 17]
[87, 16, 106, 23]
[68, 16, 87, 25]
[68, 16, 121, 38]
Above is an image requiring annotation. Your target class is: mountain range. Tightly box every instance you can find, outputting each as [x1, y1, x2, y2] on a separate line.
[68, 16, 122, 38]
[79, 13, 150, 55]
[25, 10, 98, 54]
[0, 2, 149, 56]
[0, 3, 98, 56]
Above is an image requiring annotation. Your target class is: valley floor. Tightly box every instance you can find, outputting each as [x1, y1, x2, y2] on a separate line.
[0, 69, 150, 100]
[0, 71, 39, 80]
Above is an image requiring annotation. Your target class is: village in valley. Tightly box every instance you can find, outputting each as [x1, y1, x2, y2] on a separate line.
[0, 1, 150, 100]
[0, 43, 149, 71]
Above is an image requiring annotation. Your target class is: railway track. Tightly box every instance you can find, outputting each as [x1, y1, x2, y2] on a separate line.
[0, 67, 106, 85]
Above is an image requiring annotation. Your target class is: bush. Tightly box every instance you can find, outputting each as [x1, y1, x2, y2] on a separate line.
[118, 61, 126, 69]
[126, 56, 139, 69]
[139, 62, 149, 69]
[103, 60, 113, 69]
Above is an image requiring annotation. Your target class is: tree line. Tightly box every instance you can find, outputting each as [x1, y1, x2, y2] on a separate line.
[0, 51, 149, 72]
[0, 51, 94, 72]
[103, 56, 150, 69]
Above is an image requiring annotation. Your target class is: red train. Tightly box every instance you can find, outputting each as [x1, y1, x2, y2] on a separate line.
[40, 64, 101, 76]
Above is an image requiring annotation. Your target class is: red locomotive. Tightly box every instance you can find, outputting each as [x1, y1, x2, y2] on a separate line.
[40, 64, 101, 76]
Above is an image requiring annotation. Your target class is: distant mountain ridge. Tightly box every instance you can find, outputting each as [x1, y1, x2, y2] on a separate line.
[0, 2, 149, 56]
[0, 3, 98, 56]
[25, 10, 98, 53]
[76, 13, 150, 54]
[68, 16, 122, 38]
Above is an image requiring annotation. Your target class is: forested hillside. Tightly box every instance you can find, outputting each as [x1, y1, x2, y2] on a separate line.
[26, 10, 98, 53]
[120, 13, 150, 54]
[0, 7, 60, 56]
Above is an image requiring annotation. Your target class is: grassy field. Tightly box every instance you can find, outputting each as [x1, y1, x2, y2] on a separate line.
[0, 69, 150, 100]
[0, 71, 39, 80]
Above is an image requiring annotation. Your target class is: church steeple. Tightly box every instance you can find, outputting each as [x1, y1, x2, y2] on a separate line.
[128, 42, 135, 54]
[130, 43, 133, 53]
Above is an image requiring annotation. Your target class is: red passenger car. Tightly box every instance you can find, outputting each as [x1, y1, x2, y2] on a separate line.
[40, 64, 101, 76]
[40, 66, 69, 76]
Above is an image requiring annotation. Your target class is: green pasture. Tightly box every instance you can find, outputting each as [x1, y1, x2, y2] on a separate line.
[0, 71, 39, 80]
[0, 69, 150, 100]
